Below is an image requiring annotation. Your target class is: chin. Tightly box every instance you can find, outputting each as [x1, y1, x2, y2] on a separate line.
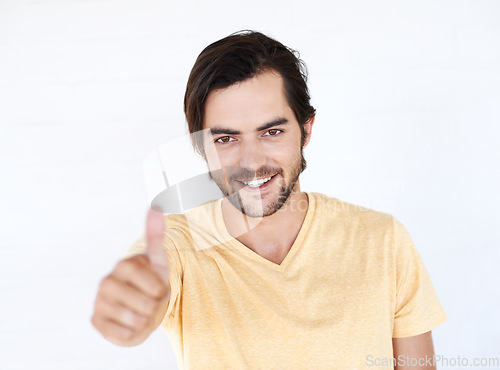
[237, 187, 294, 218]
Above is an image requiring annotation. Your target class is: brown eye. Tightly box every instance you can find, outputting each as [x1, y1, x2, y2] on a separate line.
[215, 136, 234, 143]
[264, 129, 282, 136]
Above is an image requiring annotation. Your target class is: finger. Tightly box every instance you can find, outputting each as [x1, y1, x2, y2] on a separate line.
[145, 208, 170, 283]
[94, 296, 150, 332]
[91, 313, 136, 346]
[111, 260, 168, 300]
[99, 274, 161, 316]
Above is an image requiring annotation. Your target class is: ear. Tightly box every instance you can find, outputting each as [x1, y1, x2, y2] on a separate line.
[302, 114, 315, 149]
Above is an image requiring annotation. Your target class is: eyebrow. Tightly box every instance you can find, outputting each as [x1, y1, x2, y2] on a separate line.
[209, 118, 289, 136]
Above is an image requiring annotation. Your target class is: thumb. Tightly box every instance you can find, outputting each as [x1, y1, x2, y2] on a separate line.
[145, 208, 170, 284]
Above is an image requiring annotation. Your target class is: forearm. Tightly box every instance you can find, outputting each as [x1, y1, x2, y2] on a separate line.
[392, 331, 436, 370]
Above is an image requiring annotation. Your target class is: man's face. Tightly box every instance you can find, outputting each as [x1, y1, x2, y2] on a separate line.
[202, 70, 312, 218]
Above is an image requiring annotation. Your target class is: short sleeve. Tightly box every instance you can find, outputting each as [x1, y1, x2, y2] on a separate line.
[392, 217, 447, 338]
[124, 227, 183, 329]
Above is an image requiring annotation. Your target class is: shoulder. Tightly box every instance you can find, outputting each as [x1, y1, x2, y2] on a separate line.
[163, 199, 223, 250]
[308, 192, 395, 232]
[164, 198, 218, 227]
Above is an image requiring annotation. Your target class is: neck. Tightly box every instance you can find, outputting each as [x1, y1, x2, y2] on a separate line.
[221, 183, 309, 262]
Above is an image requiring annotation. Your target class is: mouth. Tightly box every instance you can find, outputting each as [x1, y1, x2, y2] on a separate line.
[236, 174, 278, 192]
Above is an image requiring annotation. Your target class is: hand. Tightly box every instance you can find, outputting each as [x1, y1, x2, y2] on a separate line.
[91, 209, 171, 346]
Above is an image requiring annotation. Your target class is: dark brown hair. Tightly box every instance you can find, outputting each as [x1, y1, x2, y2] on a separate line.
[184, 30, 315, 154]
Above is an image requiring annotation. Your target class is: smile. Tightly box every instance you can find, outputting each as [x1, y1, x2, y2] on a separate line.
[241, 176, 273, 187]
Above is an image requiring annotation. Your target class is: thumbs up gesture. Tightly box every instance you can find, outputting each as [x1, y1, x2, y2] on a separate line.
[92, 209, 171, 347]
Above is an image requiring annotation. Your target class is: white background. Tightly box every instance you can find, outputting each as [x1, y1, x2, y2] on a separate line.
[1, 0, 499, 369]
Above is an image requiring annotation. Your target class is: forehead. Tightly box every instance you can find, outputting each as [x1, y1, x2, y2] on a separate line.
[203, 70, 294, 130]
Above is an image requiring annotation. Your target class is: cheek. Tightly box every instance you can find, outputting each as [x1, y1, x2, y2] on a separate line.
[279, 144, 304, 175]
[213, 148, 234, 166]
[265, 137, 302, 161]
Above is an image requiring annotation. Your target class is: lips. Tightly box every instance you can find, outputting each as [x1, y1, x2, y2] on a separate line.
[237, 174, 278, 192]
[241, 176, 273, 187]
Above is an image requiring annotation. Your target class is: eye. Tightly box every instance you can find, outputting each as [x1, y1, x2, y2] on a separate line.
[215, 136, 235, 144]
[263, 129, 283, 137]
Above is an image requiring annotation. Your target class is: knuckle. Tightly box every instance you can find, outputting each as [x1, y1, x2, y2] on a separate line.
[94, 295, 114, 315]
[133, 254, 149, 264]
[116, 256, 146, 278]
[91, 314, 100, 329]
[92, 314, 135, 345]
[119, 308, 136, 328]
[93, 297, 104, 313]
[129, 311, 148, 331]
[99, 276, 115, 295]
[115, 259, 132, 274]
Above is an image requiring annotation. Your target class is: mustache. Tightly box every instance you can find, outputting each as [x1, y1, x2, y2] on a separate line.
[216, 166, 283, 183]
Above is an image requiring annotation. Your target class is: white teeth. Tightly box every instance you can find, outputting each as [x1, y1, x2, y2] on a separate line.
[242, 176, 273, 187]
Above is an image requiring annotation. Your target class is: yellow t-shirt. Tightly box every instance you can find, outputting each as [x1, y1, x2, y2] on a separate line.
[126, 192, 447, 369]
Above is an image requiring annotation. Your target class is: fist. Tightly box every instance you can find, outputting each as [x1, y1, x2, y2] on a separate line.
[92, 209, 171, 346]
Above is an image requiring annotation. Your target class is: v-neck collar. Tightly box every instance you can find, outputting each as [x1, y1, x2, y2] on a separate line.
[214, 192, 316, 272]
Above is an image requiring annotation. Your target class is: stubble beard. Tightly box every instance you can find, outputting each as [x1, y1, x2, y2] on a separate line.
[209, 150, 306, 218]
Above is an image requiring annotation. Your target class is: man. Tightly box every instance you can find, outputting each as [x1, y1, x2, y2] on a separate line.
[92, 31, 447, 369]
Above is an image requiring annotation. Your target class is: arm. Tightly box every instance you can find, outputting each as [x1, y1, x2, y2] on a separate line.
[392, 331, 436, 370]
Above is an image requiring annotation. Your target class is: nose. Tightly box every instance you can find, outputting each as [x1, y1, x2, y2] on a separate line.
[238, 139, 267, 171]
